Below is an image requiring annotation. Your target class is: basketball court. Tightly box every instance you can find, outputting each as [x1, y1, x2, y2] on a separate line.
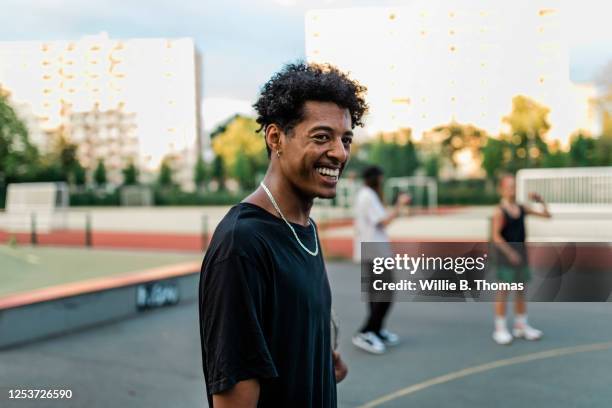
[1, 173, 611, 406]
[1, 262, 611, 407]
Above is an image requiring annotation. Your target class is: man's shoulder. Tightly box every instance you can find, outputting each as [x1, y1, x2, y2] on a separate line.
[205, 203, 275, 262]
[216, 202, 276, 235]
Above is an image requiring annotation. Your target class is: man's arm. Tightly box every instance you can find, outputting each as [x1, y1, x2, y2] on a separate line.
[200, 255, 277, 404]
[213, 379, 260, 408]
[525, 192, 552, 218]
[377, 193, 411, 228]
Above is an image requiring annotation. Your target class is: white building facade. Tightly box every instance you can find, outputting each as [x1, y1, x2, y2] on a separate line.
[305, 1, 597, 144]
[0, 32, 202, 187]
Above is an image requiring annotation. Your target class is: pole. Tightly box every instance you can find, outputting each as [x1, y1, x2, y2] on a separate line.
[30, 212, 37, 245]
[201, 214, 209, 252]
[85, 212, 92, 247]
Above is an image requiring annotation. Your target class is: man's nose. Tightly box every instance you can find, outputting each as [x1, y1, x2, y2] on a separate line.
[327, 137, 348, 163]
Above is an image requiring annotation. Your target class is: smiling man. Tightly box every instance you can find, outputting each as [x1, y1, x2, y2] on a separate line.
[198, 62, 367, 407]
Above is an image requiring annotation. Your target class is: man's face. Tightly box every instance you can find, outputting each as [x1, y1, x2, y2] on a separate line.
[278, 101, 353, 199]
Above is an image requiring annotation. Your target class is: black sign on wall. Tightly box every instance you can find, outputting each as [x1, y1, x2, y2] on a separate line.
[136, 281, 180, 310]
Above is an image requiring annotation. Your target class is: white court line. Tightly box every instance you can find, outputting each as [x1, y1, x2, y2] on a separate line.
[358, 341, 612, 408]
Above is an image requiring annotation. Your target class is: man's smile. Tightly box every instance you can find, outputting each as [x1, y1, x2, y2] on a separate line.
[315, 165, 341, 183]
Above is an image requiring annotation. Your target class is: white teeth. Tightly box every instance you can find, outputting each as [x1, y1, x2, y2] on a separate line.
[316, 167, 339, 178]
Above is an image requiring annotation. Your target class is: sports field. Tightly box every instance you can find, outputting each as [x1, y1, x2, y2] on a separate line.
[0, 245, 200, 298]
[1, 206, 611, 407]
[1, 261, 611, 407]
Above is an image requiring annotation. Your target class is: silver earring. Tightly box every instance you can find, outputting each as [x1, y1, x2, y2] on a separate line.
[276, 150, 281, 158]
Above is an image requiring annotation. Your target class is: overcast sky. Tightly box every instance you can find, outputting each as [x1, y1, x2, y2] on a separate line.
[1, 0, 611, 127]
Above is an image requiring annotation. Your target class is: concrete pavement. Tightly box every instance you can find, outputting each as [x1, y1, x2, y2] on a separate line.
[1, 262, 611, 407]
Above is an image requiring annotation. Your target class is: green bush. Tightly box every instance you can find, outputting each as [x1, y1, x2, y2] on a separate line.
[153, 189, 248, 206]
[437, 179, 499, 205]
[70, 189, 120, 206]
[68, 188, 248, 207]
[64, 182, 497, 207]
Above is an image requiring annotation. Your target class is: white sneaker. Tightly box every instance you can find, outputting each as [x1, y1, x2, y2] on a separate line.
[352, 332, 386, 354]
[378, 329, 400, 346]
[513, 324, 543, 341]
[492, 328, 513, 345]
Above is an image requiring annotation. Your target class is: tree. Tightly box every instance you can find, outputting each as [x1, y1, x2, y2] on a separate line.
[602, 109, 612, 138]
[58, 138, 78, 172]
[51, 135, 83, 184]
[595, 134, 612, 166]
[212, 154, 226, 191]
[234, 150, 255, 190]
[481, 136, 506, 192]
[569, 133, 596, 166]
[367, 133, 409, 178]
[0, 90, 39, 184]
[424, 155, 440, 179]
[122, 161, 139, 186]
[194, 156, 207, 189]
[423, 122, 487, 178]
[211, 115, 267, 180]
[541, 141, 568, 168]
[94, 160, 107, 187]
[158, 158, 174, 187]
[72, 162, 87, 186]
[502, 95, 551, 171]
[343, 141, 371, 175]
[210, 114, 240, 139]
[433, 122, 486, 166]
[400, 139, 420, 177]
[367, 136, 386, 169]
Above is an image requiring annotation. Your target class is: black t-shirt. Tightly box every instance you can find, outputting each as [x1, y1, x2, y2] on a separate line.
[198, 202, 336, 407]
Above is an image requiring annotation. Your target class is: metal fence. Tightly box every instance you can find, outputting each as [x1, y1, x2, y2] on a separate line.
[517, 167, 612, 212]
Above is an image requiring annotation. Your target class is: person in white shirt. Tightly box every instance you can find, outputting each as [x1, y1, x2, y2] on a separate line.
[352, 165, 411, 354]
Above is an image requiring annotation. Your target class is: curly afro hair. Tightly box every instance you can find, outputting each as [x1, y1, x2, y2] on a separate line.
[253, 62, 368, 156]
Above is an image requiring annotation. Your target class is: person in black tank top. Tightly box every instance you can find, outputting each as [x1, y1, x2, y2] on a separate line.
[500, 204, 526, 242]
[490, 175, 551, 346]
[498, 204, 529, 270]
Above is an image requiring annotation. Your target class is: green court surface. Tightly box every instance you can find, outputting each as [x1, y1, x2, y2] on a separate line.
[0, 245, 201, 298]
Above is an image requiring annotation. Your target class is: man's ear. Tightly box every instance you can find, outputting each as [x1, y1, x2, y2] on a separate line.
[265, 124, 283, 155]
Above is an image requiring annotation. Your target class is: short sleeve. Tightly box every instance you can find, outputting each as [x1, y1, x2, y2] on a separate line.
[364, 190, 386, 226]
[200, 255, 278, 395]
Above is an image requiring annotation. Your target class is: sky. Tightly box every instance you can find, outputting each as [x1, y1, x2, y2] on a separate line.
[1, 0, 611, 130]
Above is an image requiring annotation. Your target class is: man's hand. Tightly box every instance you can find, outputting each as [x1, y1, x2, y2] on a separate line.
[528, 192, 544, 203]
[507, 250, 522, 266]
[527, 192, 551, 218]
[333, 351, 348, 383]
[396, 193, 411, 207]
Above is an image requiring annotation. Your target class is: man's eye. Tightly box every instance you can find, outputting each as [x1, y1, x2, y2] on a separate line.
[314, 134, 330, 141]
[342, 137, 353, 145]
